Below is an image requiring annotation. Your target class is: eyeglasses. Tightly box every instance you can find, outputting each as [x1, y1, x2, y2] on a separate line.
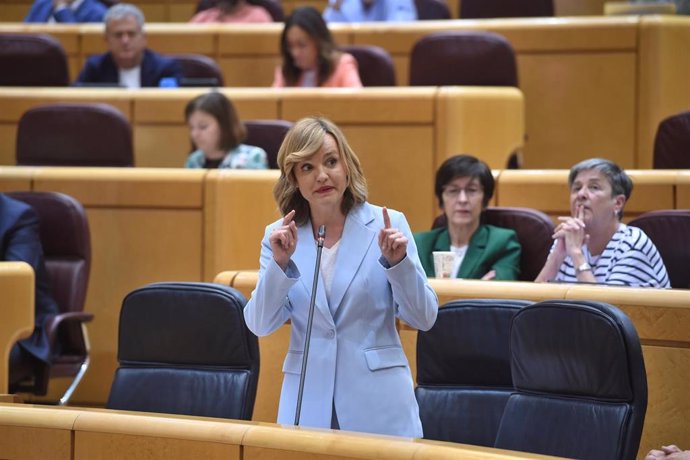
[442, 186, 483, 200]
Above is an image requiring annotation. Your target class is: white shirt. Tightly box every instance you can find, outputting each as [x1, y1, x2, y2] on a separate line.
[320, 239, 341, 311]
[119, 66, 141, 89]
[449, 244, 468, 278]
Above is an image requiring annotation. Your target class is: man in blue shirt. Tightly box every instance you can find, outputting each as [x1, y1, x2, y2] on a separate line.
[25, 0, 108, 23]
[323, 0, 417, 22]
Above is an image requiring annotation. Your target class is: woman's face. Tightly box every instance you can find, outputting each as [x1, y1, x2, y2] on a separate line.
[570, 168, 624, 227]
[188, 110, 222, 156]
[441, 176, 484, 230]
[294, 134, 348, 212]
[286, 25, 318, 71]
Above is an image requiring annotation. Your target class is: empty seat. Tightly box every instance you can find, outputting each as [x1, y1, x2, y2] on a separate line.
[244, 119, 293, 169]
[169, 53, 225, 86]
[495, 300, 647, 460]
[653, 110, 690, 169]
[16, 103, 134, 166]
[433, 206, 554, 281]
[410, 31, 518, 87]
[629, 210, 690, 289]
[416, 299, 529, 446]
[0, 34, 69, 86]
[341, 45, 396, 87]
[460, 0, 554, 18]
[107, 282, 260, 420]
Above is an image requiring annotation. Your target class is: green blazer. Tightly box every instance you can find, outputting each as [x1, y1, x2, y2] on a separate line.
[414, 224, 521, 280]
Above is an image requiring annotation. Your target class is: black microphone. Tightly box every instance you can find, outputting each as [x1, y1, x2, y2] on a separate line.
[294, 224, 326, 426]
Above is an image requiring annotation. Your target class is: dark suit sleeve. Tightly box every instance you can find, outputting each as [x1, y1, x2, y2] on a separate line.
[491, 230, 522, 281]
[4, 207, 44, 275]
[76, 57, 96, 83]
[161, 57, 183, 83]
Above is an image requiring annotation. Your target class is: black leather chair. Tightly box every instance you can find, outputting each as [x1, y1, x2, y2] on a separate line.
[0, 34, 69, 86]
[16, 103, 134, 167]
[341, 45, 397, 87]
[410, 31, 518, 87]
[495, 300, 647, 460]
[107, 282, 260, 420]
[460, 0, 554, 18]
[415, 0, 451, 19]
[416, 299, 529, 446]
[244, 119, 293, 169]
[653, 110, 690, 169]
[432, 206, 554, 281]
[629, 210, 690, 289]
[7, 191, 93, 405]
[169, 53, 225, 87]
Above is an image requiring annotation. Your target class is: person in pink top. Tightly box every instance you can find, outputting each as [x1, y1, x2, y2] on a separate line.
[190, 0, 272, 23]
[272, 6, 362, 88]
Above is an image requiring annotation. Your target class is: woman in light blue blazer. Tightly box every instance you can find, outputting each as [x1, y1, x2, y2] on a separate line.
[244, 116, 438, 438]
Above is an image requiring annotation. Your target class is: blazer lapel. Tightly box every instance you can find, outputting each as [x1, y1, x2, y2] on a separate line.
[458, 225, 488, 279]
[293, 222, 333, 326]
[329, 204, 376, 315]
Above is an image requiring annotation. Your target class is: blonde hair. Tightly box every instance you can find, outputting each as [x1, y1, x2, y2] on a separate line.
[273, 117, 367, 225]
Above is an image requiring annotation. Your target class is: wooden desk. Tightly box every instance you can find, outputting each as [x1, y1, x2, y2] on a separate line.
[0, 262, 34, 394]
[216, 271, 690, 460]
[0, 403, 559, 460]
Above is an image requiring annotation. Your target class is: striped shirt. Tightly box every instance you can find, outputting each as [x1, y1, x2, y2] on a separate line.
[553, 223, 670, 288]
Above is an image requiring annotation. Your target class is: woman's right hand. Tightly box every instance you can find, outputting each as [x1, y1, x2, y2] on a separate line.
[269, 210, 297, 271]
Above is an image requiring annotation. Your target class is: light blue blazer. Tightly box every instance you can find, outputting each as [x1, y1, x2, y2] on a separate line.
[244, 202, 438, 438]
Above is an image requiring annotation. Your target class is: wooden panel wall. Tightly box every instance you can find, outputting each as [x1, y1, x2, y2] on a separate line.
[2, 16, 690, 169]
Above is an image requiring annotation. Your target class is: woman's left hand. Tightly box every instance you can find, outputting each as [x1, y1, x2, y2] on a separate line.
[555, 205, 589, 258]
[379, 207, 407, 266]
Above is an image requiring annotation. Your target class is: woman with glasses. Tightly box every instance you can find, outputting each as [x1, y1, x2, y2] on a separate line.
[414, 154, 521, 280]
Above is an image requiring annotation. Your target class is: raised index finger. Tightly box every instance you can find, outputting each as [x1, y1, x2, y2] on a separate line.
[382, 207, 391, 229]
[283, 209, 296, 225]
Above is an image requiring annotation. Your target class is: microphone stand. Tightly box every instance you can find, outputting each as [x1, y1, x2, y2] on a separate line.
[294, 224, 326, 426]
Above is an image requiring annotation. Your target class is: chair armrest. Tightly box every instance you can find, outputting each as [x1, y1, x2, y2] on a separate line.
[45, 312, 95, 347]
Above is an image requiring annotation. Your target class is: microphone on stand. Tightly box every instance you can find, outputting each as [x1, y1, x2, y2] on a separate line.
[294, 224, 326, 426]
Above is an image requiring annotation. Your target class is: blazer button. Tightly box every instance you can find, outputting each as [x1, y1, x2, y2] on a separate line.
[327, 329, 336, 339]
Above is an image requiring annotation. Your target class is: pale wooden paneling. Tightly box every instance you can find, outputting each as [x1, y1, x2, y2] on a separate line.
[0, 262, 34, 394]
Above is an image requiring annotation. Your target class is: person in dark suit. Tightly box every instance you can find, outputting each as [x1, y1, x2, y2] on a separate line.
[25, 0, 108, 23]
[75, 3, 182, 88]
[414, 154, 521, 280]
[1, 193, 59, 391]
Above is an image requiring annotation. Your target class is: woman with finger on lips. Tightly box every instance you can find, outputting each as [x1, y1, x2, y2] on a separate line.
[243, 116, 438, 437]
[535, 158, 670, 287]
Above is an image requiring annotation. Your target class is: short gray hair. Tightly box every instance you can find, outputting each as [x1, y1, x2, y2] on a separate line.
[105, 3, 145, 29]
[568, 158, 633, 218]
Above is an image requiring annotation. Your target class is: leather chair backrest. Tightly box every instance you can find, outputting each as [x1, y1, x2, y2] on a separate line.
[195, 0, 284, 20]
[432, 206, 554, 281]
[169, 53, 224, 86]
[409, 31, 518, 87]
[16, 103, 134, 167]
[628, 210, 690, 289]
[5, 191, 90, 316]
[460, 0, 554, 18]
[653, 110, 690, 169]
[107, 282, 260, 420]
[341, 45, 396, 87]
[244, 119, 293, 169]
[416, 299, 529, 446]
[415, 0, 451, 20]
[495, 300, 647, 460]
[0, 34, 69, 87]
